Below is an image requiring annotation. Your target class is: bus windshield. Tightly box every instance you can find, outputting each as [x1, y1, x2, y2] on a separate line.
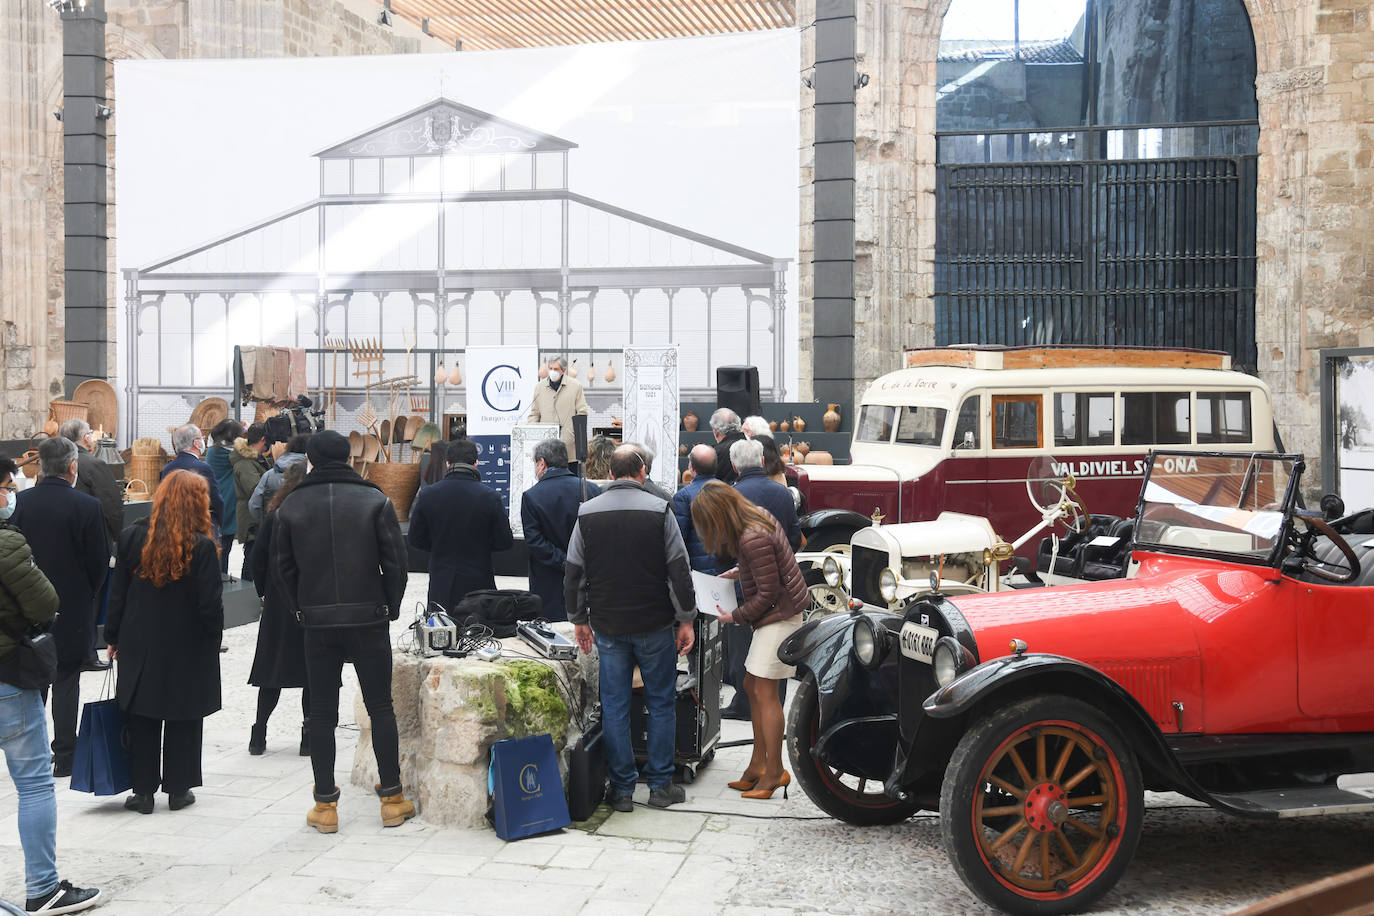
[856, 404, 948, 445]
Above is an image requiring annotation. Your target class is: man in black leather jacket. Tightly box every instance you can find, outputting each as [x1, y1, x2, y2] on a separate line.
[272, 431, 414, 835]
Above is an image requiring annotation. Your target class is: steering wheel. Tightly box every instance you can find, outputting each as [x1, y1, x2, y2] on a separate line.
[1026, 475, 1090, 535]
[1293, 513, 1361, 584]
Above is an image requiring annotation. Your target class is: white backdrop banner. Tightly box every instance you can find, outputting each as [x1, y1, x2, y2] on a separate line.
[622, 346, 680, 495]
[466, 345, 540, 511]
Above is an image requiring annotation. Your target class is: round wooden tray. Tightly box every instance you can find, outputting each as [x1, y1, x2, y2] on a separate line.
[189, 396, 229, 432]
[72, 380, 118, 437]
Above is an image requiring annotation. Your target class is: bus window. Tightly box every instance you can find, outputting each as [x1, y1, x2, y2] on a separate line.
[1122, 392, 1190, 445]
[1054, 393, 1115, 447]
[953, 396, 980, 448]
[993, 395, 1042, 448]
[895, 406, 948, 446]
[856, 404, 897, 442]
[1197, 392, 1253, 444]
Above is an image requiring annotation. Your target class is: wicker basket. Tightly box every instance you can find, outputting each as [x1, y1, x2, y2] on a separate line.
[132, 437, 164, 457]
[48, 399, 90, 425]
[366, 462, 421, 522]
[126, 454, 167, 491]
[124, 479, 151, 502]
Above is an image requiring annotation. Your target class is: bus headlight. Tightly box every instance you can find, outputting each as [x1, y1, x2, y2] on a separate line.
[879, 567, 899, 603]
[823, 555, 842, 588]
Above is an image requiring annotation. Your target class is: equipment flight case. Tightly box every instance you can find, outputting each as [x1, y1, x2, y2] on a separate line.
[630, 613, 722, 783]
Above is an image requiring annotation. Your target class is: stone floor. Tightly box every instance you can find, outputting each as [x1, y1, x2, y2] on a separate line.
[2, 560, 1373, 914]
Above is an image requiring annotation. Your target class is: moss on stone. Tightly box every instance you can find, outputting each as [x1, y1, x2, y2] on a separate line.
[498, 660, 568, 738]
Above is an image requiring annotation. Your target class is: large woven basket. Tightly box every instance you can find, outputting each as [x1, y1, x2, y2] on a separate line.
[126, 454, 167, 491]
[366, 461, 421, 522]
[48, 399, 90, 425]
[131, 437, 164, 457]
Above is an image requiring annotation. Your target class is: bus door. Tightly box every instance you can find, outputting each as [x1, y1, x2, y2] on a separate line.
[939, 393, 989, 520]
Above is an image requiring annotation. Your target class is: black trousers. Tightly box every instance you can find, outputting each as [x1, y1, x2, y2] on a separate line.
[48, 672, 80, 764]
[127, 714, 204, 795]
[240, 539, 255, 583]
[219, 534, 236, 574]
[304, 624, 401, 795]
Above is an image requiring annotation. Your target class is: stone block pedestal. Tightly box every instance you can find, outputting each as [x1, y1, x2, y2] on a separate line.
[351, 631, 596, 828]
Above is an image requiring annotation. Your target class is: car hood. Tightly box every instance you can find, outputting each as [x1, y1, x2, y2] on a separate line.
[947, 553, 1275, 666]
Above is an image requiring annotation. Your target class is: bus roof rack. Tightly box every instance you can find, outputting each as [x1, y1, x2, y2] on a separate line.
[903, 345, 1231, 372]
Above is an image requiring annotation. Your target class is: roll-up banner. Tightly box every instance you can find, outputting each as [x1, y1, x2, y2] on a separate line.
[464, 345, 541, 512]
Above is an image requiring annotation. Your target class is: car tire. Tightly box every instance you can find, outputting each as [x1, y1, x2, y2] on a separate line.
[786, 672, 920, 826]
[803, 526, 852, 552]
[939, 694, 1143, 915]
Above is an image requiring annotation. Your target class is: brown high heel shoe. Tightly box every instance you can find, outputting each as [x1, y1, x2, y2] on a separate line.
[727, 773, 761, 791]
[741, 770, 791, 800]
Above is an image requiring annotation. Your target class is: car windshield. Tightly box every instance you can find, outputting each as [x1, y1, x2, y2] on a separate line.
[1136, 453, 1298, 561]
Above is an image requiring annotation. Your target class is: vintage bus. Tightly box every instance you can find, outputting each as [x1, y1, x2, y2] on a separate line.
[791, 346, 1275, 552]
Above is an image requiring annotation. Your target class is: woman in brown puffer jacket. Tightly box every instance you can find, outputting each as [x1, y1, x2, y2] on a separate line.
[691, 481, 808, 800]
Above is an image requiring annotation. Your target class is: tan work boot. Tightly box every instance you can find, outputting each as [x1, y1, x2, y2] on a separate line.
[376, 783, 416, 828]
[307, 786, 340, 834]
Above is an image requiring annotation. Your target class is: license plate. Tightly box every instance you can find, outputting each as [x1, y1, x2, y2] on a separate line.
[899, 622, 938, 663]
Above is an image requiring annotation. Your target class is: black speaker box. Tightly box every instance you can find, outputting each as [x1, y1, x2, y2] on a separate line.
[566, 717, 606, 821]
[716, 365, 760, 419]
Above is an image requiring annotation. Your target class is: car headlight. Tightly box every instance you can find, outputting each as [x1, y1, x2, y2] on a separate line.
[932, 641, 958, 686]
[852, 618, 876, 666]
[823, 555, 842, 588]
[879, 567, 899, 603]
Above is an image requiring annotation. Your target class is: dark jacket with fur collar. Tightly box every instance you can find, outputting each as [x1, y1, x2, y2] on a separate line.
[272, 463, 408, 628]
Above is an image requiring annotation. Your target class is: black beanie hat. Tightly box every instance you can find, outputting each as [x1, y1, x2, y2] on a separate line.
[305, 430, 350, 466]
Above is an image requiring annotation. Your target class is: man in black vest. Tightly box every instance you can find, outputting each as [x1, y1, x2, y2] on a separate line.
[564, 445, 697, 812]
[520, 439, 598, 622]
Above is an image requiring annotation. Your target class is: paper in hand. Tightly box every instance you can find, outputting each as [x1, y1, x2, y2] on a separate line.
[692, 571, 738, 617]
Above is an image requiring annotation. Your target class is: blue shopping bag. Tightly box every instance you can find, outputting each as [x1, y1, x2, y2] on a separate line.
[70, 671, 131, 796]
[487, 733, 570, 841]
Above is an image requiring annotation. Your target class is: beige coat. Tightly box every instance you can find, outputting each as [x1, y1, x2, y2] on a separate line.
[526, 376, 590, 458]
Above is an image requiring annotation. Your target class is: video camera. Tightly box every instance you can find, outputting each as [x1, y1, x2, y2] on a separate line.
[264, 394, 326, 445]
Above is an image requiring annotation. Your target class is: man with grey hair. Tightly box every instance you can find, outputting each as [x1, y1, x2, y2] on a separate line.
[61, 417, 122, 673]
[741, 415, 772, 440]
[60, 419, 122, 548]
[628, 442, 672, 501]
[710, 408, 746, 485]
[521, 438, 600, 621]
[526, 355, 590, 470]
[161, 423, 224, 530]
[12, 437, 110, 777]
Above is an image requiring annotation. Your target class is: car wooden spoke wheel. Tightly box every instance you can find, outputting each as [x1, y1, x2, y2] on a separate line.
[786, 673, 919, 826]
[941, 695, 1143, 915]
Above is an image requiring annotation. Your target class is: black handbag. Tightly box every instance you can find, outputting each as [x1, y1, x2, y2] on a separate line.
[0, 575, 58, 690]
[455, 589, 542, 638]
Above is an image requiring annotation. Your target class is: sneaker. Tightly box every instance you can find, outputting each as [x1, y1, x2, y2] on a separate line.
[25, 879, 101, 914]
[647, 783, 686, 808]
[606, 790, 634, 813]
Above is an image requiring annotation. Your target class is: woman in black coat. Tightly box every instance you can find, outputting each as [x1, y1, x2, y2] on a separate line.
[106, 470, 223, 815]
[247, 463, 311, 756]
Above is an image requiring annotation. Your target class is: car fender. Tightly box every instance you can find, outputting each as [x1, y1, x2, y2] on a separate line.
[799, 509, 873, 535]
[920, 652, 1247, 813]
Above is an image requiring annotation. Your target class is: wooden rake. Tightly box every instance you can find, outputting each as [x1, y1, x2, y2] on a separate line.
[323, 337, 347, 426]
[349, 338, 384, 429]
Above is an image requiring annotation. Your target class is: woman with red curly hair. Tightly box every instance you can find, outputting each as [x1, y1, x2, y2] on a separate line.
[106, 469, 224, 815]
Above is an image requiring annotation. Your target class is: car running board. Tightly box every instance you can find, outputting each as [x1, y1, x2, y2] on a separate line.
[1208, 785, 1374, 818]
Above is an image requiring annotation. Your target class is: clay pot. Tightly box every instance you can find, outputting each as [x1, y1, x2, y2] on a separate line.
[779, 445, 792, 464]
[823, 403, 842, 433]
[795, 442, 811, 458]
[434, 363, 448, 385]
[43, 418, 59, 437]
[779, 420, 791, 433]
[448, 361, 462, 386]
[604, 359, 616, 383]
[683, 412, 699, 432]
[806, 449, 834, 465]
[569, 359, 579, 378]
[768, 419, 779, 432]
[678, 443, 689, 456]
[792, 416, 806, 433]
[682, 467, 695, 486]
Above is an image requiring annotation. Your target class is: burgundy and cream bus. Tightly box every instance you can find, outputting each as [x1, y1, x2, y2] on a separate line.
[791, 346, 1274, 551]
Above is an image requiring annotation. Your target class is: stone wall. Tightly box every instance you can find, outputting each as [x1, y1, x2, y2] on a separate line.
[0, 0, 443, 439]
[814, 0, 1374, 483]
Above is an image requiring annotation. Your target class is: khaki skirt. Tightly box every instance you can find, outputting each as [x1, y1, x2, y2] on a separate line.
[745, 614, 804, 680]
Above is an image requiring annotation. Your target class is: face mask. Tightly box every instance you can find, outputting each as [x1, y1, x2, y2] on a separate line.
[0, 499, 12, 521]
[548, 370, 562, 384]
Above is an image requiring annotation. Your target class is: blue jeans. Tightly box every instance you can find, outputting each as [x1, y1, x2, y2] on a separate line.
[0, 682, 58, 899]
[595, 627, 677, 794]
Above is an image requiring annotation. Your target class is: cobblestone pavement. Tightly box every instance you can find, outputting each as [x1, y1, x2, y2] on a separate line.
[2, 562, 1372, 914]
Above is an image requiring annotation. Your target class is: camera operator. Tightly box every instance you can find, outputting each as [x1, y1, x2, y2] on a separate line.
[249, 434, 309, 523]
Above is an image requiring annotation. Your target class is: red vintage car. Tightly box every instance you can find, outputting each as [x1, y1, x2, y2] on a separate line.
[780, 451, 1374, 914]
